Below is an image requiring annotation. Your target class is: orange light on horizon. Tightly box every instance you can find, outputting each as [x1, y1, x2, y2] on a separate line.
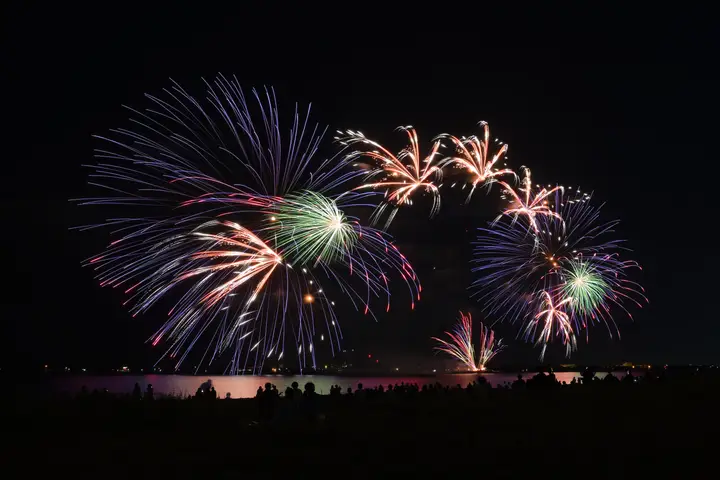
[304, 294, 314, 304]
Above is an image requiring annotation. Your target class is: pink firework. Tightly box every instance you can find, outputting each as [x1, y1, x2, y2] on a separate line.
[496, 167, 564, 233]
[338, 126, 443, 227]
[437, 121, 516, 201]
[525, 290, 576, 361]
[173, 220, 283, 309]
[476, 322, 505, 371]
[432, 312, 505, 371]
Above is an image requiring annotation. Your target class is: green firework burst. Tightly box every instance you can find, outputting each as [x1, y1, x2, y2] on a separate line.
[561, 260, 609, 314]
[270, 191, 358, 265]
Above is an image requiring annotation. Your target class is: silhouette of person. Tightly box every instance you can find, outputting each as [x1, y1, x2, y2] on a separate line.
[200, 379, 213, 391]
[288, 381, 300, 401]
[304, 382, 316, 395]
[260, 383, 276, 421]
[581, 368, 595, 385]
[303, 382, 317, 421]
[132, 383, 142, 400]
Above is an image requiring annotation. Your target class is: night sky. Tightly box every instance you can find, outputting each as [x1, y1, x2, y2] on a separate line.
[7, 4, 719, 372]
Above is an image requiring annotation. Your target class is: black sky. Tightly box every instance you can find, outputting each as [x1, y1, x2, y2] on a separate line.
[6, 4, 719, 371]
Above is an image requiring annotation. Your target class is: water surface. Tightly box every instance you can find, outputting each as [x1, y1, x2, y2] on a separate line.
[51, 372, 606, 398]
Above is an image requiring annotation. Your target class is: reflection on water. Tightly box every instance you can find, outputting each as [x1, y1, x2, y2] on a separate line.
[52, 372, 607, 398]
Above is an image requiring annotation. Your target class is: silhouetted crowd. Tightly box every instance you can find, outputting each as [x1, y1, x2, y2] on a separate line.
[245, 368, 670, 423]
[68, 366, 706, 426]
[19, 367, 717, 476]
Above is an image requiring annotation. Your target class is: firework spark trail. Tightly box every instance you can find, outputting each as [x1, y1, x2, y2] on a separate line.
[495, 167, 564, 233]
[83, 74, 365, 216]
[178, 222, 281, 308]
[89, 219, 284, 371]
[473, 187, 646, 357]
[337, 126, 443, 228]
[476, 322, 505, 370]
[432, 312, 477, 371]
[77, 75, 421, 374]
[432, 312, 504, 371]
[526, 290, 576, 361]
[437, 121, 516, 201]
[472, 214, 553, 324]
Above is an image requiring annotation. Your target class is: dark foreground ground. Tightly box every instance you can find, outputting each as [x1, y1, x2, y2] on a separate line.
[7, 371, 719, 478]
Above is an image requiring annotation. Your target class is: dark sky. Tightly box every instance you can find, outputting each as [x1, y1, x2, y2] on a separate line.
[6, 4, 719, 371]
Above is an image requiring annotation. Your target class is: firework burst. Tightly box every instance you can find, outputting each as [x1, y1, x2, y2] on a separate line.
[432, 312, 504, 371]
[495, 168, 564, 233]
[337, 126, 443, 228]
[78, 75, 420, 374]
[437, 121, 516, 201]
[559, 260, 609, 315]
[268, 191, 359, 266]
[473, 187, 646, 357]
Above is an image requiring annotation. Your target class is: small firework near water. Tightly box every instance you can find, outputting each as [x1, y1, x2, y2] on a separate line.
[432, 312, 505, 371]
[476, 321, 506, 371]
[337, 126, 444, 229]
[77, 75, 421, 374]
